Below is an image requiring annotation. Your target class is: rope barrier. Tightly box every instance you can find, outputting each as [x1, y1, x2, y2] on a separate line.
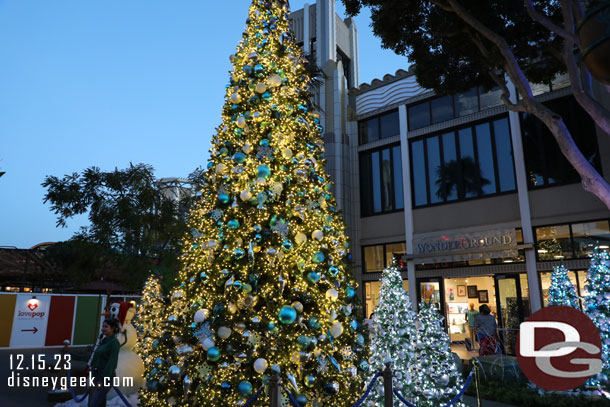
[66, 370, 90, 403]
[242, 385, 265, 407]
[112, 385, 135, 407]
[393, 371, 474, 407]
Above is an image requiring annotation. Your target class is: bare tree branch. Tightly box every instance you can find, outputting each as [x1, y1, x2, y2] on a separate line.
[524, 0, 577, 42]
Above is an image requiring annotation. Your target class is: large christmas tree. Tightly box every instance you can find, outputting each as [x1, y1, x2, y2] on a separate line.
[548, 264, 580, 309]
[412, 303, 464, 407]
[584, 248, 610, 386]
[367, 266, 417, 407]
[142, 1, 369, 406]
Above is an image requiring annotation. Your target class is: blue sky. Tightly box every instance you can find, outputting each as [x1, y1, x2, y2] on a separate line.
[0, 0, 408, 248]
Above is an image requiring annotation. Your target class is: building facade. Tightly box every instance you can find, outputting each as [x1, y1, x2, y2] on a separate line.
[349, 68, 610, 353]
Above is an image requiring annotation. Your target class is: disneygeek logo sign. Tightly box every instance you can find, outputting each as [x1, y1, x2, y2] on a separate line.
[517, 306, 602, 390]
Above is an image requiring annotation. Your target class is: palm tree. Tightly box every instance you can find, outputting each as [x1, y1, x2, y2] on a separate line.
[435, 157, 490, 201]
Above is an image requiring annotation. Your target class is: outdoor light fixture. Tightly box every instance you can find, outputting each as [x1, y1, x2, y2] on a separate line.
[538, 249, 548, 253]
[599, 245, 609, 249]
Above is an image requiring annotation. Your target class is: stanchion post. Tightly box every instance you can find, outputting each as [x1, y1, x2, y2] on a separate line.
[269, 374, 281, 407]
[383, 363, 393, 407]
[472, 359, 482, 407]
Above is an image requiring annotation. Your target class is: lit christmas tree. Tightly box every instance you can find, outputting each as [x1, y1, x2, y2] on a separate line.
[548, 264, 580, 309]
[143, 1, 369, 406]
[412, 303, 464, 407]
[367, 265, 417, 407]
[584, 247, 610, 386]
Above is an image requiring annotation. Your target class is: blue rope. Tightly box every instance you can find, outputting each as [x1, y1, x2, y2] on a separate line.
[66, 369, 90, 403]
[242, 385, 265, 407]
[112, 386, 135, 407]
[393, 371, 474, 407]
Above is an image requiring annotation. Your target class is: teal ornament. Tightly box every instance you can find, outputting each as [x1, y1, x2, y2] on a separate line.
[243, 65, 253, 75]
[304, 375, 316, 388]
[257, 192, 267, 208]
[233, 280, 243, 289]
[232, 152, 246, 163]
[190, 322, 196, 329]
[297, 336, 311, 349]
[306, 272, 320, 283]
[268, 322, 278, 334]
[296, 395, 308, 407]
[356, 334, 365, 346]
[278, 305, 297, 324]
[261, 92, 272, 101]
[359, 360, 370, 371]
[218, 193, 230, 204]
[307, 317, 320, 329]
[259, 139, 269, 146]
[219, 147, 229, 156]
[154, 357, 163, 366]
[207, 161, 214, 169]
[221, 381, 232, 390]
[350, 319, 359, 330]
[233, 248, 245, 259]
[207, 347, 221, 362]
[227, 219, 240, 229]
[256, 165, 271, 179]
[312, 252, 325, 263]
[200, 272, 208, 282]
[254, 233, 262, 242]
[329, 356, 341, 372]
[324, 382, 339, 395]
[238, 381, 253, 397]
[147, 380, 159, 392]
[152, 339, 159, 349]
[328, 266, 339, 276]
[282, 241, 293, 252]
[345, 287, 356, 299]
[254, 64, 265, 75]
[234, 128, 243, 137]
[269, 214, 278, 227]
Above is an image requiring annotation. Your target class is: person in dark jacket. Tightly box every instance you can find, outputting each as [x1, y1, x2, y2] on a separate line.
[474, 304, 498, 356]
[89, 318, 120, 407]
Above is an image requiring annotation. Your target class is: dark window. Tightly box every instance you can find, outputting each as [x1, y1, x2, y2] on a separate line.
[479, 86, 503, 110]
[431, 95, 454, 124]
[360, 144, 404, 216]
[363, 242, 407, 273]
[535, 219, 610, 260]
[408, 102, 431, 130]
[456, 88, 479, 117]
[521, 96, 601, 188]
[359, 110, 400, 145]
[410, 116, 517, 207]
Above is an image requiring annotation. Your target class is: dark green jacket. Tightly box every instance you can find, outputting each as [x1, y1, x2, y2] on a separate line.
[90, 335, 120, 382]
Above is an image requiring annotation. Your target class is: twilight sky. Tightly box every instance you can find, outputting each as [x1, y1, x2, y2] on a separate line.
[0, 0, 408, 248]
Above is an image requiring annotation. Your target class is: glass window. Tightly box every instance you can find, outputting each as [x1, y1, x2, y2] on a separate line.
[392, 146, 404, 210]
[572, 220, 610, 257]
[456, 88, 479, 117]
[380, 110, 400, 139]
[408, 102, 431, 130]
[371, 151, 382, 213]
[441, 132, 458, 201]
[539, 270, 579, 308]
[431, 95, 454, 124]
[475, 123, 497, 195]
[385, 242, 407, 268]
[363, 245, 384, 273]
[577, 270, 587, 298]
[427, 136, 442, 204]
[381, 149, 392, 212]
[521, 96, 600, 188]
[365, 280, 409, 317]
[536, 225, 573, 260]
[411, 140, 427, 207]
[479, 86, 503, 110]
[359, 117, 379, 144]
[458, 128, 477, 198]
[359, 154, 373, 215]
[493, 118, 516, 192]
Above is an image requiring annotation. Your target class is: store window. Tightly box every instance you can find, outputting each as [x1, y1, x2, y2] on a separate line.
[539, 270, 580, 308]
[359, 110, 400, 145]
[410, 117, 516, 207]
[362, 242, 407, 273]
[521, 96, 601, 188]
[360, 145, 404, 216]
[535, 219, 610, 260]
[364, 280, 409, 317]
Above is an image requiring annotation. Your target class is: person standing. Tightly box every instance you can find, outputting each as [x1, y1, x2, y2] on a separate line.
[89, 318, 121, 407]
[464, 303, 479, 347]
[474, 304, 498, 356]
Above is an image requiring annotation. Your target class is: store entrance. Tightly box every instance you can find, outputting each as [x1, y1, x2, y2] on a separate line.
[494, 274, 530, 355]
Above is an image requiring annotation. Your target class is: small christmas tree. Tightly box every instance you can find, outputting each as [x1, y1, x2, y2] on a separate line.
[412, 303, 464, 407]
[367, 266, 417, 407]
[584, 247, 610, 386]
[548, 264, 580, 309]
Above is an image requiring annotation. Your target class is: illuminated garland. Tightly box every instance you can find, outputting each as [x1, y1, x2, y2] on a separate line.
[142, 1, 369, 406]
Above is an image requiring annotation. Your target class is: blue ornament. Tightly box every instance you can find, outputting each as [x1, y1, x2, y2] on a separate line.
[221, 381, 232, 390]
[359, 360, 370, 371]
[257, 165, 271, 179]
[254, 64, 265, 75]
[328, 266, 339, 276]
[282, 241, 293, 252]
[228, 219, 240, 229]
[147, 380, 159, 392]
[312, 252, 325, 263]
[350, 319, 359, 330]
[268, 322, 278, 334]
[200, 272, 208, 282]
[260, 139, 270, 146]
[278, 305, 297, 324]
[297, 335, 311, 349]
[356, 334, 365, 345]
[304, 375, 316, 387]
[233, 248, 245, 259]
[261, 92, 272, 101]
[345, 287, 356, 299]
[308, 317, 320, 329]
[190, 322, 197, 329]
[233, 152, 246, 163]
[234, 128, 243, 137]
[243, 65, 253, 75]
[329, 356, 341, 372]
[306, 271, 320, 283]
[324, 382, 339, 395]
[218, 193, 230, 204]
[296, 395, 308, 407]
[207, 347, 221, 362]
[238, 381, 253, 397]
[207, 161, 214, 169]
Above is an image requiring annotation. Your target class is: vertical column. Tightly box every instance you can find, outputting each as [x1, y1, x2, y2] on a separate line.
[507, 80, 542, 312]
[333, 63, 345, 210]
[346, 17, 359, 87]
[303, 3, 310, 55]
[398, 105, 418, 310]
